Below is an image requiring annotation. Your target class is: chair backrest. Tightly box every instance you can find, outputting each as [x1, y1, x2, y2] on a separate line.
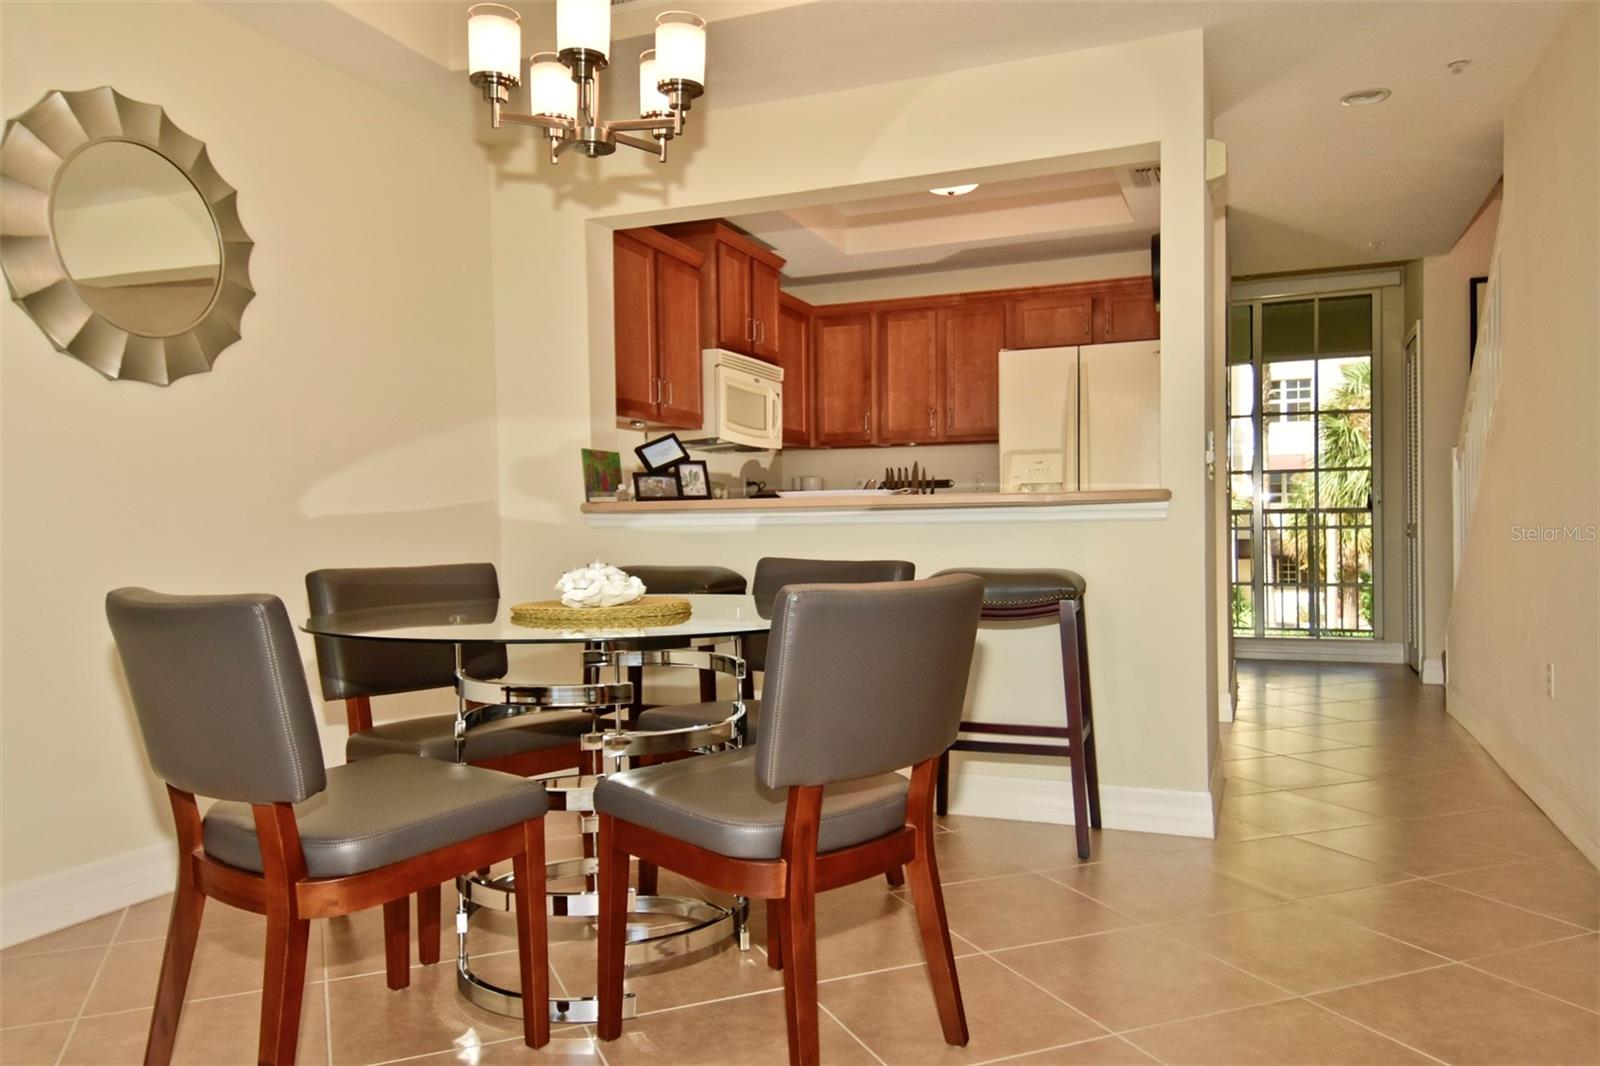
[751, 557, 914, 601]
[106, 588, 327, 804]
[618, 565, 747, 595]
[754, 574, 983, 789]
[305, 563, 507, 701]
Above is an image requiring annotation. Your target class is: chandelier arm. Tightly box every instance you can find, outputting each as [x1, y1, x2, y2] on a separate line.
[612, 132, 666, 155]
[605, 116, 680, 134]
[496, 111, 576, 132]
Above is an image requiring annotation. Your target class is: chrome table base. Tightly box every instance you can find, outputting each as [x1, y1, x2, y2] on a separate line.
[452, 642, 750, 1022]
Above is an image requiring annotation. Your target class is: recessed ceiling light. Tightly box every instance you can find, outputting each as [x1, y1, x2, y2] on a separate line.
[1368, 241, 1385, 251]
[1447, 58, 1472, 74]
[1340, 88, 1392, 107]
[929, 183, 979, 197]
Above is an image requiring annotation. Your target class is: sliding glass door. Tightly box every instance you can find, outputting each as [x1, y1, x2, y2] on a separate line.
[1228, 292, 1379, 639]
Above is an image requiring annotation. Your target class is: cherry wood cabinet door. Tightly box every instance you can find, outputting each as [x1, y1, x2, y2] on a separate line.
[776, 296, 812, 447]
[1096, 288, 1160, 343]
[1006, 292, 1094, 348]
[940, 301, 1003, 441]
[714, 241, 753, 352]
[654, 251, 704, 428]
[877, 307, 941, 444]
[613, 232, 657, 422]
[813, 312, 875, 446]
[750, 259, 781, 360]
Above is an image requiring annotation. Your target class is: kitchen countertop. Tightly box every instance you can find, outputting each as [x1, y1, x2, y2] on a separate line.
[581, 488, 1171, 527]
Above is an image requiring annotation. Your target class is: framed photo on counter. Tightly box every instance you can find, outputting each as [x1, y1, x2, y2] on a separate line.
[635, 433, 689, 473]
[633, 472, 682, 500]
[675, 460, 711, 499]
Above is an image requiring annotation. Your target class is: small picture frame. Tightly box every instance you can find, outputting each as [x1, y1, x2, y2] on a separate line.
[633, 472, 682, 500]
[635, 433, 689, 473]
[1468, 275, 1489, 365]
[674, 459, 711, 499]
[581, 448, 623, 501]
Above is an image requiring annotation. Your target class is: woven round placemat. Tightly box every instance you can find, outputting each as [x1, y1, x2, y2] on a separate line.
[509, 596, 692, 629]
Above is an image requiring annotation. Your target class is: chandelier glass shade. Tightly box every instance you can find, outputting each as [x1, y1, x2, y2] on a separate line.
[466, 2, 706, 164]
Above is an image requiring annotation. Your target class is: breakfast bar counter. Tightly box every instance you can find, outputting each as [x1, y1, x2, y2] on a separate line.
[581, 488, 1172, 527]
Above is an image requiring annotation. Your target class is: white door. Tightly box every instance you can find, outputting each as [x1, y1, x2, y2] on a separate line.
[1080, 341, 1161, 489]
[1403, 323, 1424, 672]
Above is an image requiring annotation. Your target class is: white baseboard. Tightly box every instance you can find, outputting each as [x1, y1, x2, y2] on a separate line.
[1446, 688, 1599, 869]
[1421, 658, 1445, 686]
[947, 770, 1217, 838]
[1235, 638, 1406, 664]
[2, 840, 177, 949]
[1218, 687, 1235, 723]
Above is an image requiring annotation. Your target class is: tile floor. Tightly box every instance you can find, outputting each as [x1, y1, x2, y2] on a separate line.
[3, 663, 1597, 1064]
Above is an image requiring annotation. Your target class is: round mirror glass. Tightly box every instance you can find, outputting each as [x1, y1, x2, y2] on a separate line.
[50, 141, 221, 336]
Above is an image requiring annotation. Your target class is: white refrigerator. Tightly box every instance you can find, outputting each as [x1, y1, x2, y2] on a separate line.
[998, 341, 1161, 492]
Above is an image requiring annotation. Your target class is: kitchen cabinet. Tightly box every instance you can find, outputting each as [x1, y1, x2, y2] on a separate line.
[1095, 283, 1160, 343]
[612, 228, 706, 428]
[775, 293, 814, 446]
[877, 307, 941, 444]
[661, 221, 784, 360]
[940, 301, 1004, 441]
[1006, 291, 1094, 348]
[813, 311, 875, 446]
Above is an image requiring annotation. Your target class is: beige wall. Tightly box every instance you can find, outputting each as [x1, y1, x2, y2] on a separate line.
[1414, 193, 1502, 673]
[489, 31, 1221, 817]
[0, 0, 500, 919]
[1445, 4, 1599, 864]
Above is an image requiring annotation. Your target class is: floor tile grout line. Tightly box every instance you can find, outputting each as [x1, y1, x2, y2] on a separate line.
[972, 1033, 1164, 1066]
[322, 913, 334, 1066]
[51, 904, 127, 1066]
[819, 1000, 887, 1066]
[976, 944, 1120, 1039]
[1415, 872, 1600, 932]
[1455, 954, 1600, 1017]
[1297, 996, 1453, 1065]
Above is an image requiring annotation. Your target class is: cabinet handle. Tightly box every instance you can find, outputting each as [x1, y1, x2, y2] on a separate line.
[928, 406, 935, 433]
[650, 378, 659, 404]
[665, 378, 674, 405]
[746, 317, 753, 343]
[863, 411, 870, 435]
[947, 406, 954, 431]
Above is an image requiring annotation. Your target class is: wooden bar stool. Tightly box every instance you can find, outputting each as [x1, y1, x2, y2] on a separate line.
[929, 567, 1102, 859]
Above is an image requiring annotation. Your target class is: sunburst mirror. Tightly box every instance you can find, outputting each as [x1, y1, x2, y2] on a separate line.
[0, 87, 255, 385]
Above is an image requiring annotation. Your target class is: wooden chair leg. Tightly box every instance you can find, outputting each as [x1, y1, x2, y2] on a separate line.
[1077, 604, 1103, 829]
[906, 762, 969, 1047]
[382, 898, 410, 990]
[144, 865, 205, 1065]
[885, 865, 906, 888]
[934, 750, 951, 816]
[637, 858, 659, 897]
[258, 911, 311, 1065]
[780, 786, 822, 1066]
[766, 899, 783, 970]
[1059, 599, 1093, 860]
[512, 820, 551, 1049]
[417, 885, 441, 966]
[596, 815, 630, 1042]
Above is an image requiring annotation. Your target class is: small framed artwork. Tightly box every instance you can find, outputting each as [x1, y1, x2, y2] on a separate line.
[635, 433, 689, 473]
[633, 472, 682, 500]
[675, 459, 711, 499]
[581, 448, 623, 501]
[1468, 276, 1488, 365]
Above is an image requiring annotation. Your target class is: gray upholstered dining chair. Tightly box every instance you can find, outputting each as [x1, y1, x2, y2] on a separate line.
[106, 589, 551, 1065]
[306, 563, 590, 961]
[593, 574, 983, 1066]
[613, 564, 747, 708]
[633, 556, 915, 736]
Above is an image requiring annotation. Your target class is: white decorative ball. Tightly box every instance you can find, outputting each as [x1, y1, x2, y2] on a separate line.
[555, 561, 646, 609]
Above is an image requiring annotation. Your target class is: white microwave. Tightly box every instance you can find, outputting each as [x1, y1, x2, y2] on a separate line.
[681, 349, 784, 452]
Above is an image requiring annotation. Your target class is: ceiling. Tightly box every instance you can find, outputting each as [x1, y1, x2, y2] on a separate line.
[725, 167, 1160, 280]
[218, 0, 1573, 276]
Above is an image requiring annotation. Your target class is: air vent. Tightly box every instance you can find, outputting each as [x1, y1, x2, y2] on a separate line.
[1130, 166, 1161, 188]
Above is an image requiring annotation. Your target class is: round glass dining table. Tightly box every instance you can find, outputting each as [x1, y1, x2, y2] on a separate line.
[303, 594, 773, 1024]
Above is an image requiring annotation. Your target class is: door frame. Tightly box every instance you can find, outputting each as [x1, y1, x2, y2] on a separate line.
[1403, 320, 1424, 673]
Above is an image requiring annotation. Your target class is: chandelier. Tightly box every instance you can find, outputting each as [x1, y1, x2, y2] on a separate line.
[467, 0, 706, 164]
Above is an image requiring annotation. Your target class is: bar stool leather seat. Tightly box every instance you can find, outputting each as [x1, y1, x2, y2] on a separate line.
[204, 753, 550, 878]
[620, 565, 747, 595]
[936, 567, 1086, 609]
[596, 748, 906, 861]
[346, 711, 594, 763]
